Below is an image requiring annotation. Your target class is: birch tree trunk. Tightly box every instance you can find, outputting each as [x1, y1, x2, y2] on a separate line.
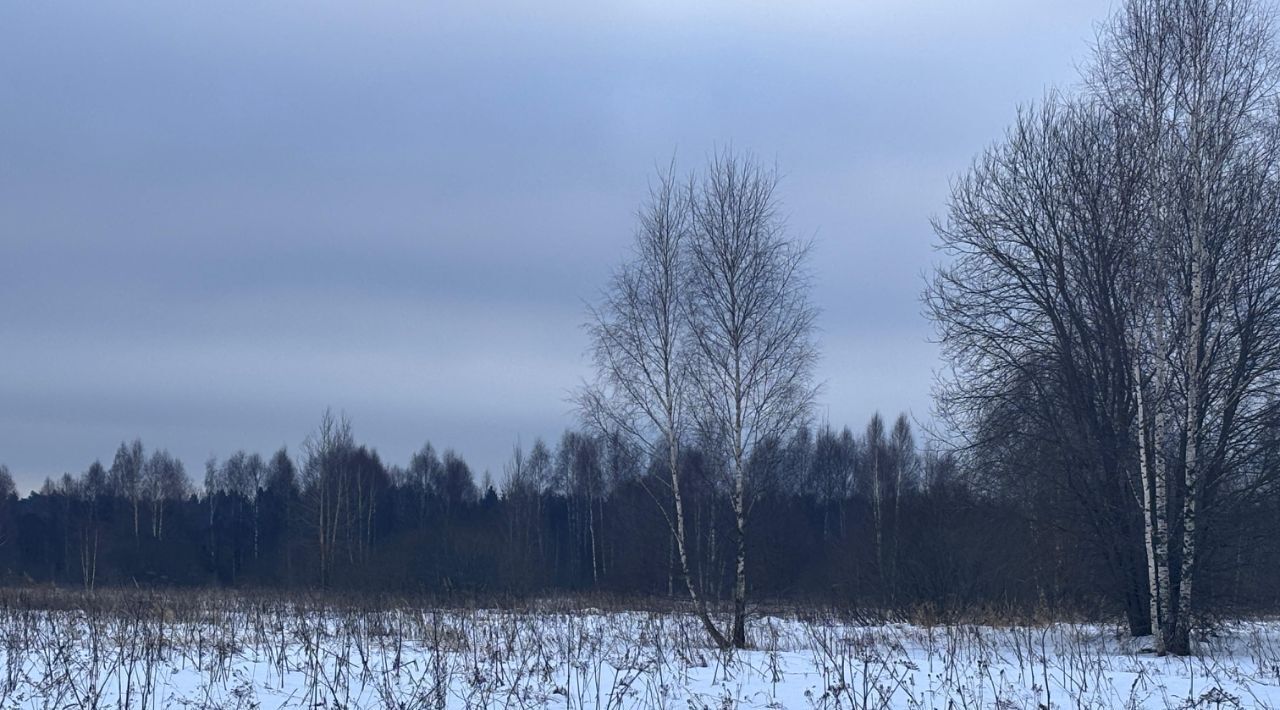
[1132, 334, 1164, 654]
[669, 432, 731, 649]
[1172, 204, 1207, 655]
[1152, 309, 1172, 652]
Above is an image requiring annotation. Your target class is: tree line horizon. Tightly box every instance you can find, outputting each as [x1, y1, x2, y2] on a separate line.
[2, 403, 1273, 630]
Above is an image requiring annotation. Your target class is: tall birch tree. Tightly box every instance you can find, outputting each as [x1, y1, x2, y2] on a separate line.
[581, 162, 732, 648]
[685, 150, 818, 649]
[931, 0, 1280, 654]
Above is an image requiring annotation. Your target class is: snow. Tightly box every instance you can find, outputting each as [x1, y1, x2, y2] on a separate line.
[0, 602, 1277, 708]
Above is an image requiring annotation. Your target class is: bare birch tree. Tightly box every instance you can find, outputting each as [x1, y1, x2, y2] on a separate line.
[143, 449, 186, 541]
[1092, 0, 1280, 655]
[888, 413, 916, 603]
[931, 0, 1280, 654]
[585, 151, 816, 649]
[685, 150, 818, 648]
[580, 161, 732, 649]
[865, 413, 887, 597]
[109, 439, 145, 542]
[301, 409, 355, 588]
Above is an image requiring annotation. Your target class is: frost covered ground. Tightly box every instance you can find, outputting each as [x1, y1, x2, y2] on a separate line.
[0, 592, 1274, 708]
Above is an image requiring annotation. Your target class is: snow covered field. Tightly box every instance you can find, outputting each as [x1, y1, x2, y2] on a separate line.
[0, 593, 1275, 708]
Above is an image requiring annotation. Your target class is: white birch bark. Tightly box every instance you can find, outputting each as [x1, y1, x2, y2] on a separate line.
[1132, 347, 1161, 648]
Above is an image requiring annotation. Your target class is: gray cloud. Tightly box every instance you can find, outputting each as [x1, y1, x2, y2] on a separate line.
[1, 0, 1111, 488]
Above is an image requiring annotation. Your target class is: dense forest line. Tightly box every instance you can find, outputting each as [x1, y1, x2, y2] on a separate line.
[0, 407, 1278, 622]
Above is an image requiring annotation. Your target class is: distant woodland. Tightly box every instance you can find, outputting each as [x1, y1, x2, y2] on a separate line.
[0, 403, 1277, 630]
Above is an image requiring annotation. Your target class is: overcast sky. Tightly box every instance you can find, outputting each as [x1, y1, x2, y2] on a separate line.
[0, 1, 1114, 491]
